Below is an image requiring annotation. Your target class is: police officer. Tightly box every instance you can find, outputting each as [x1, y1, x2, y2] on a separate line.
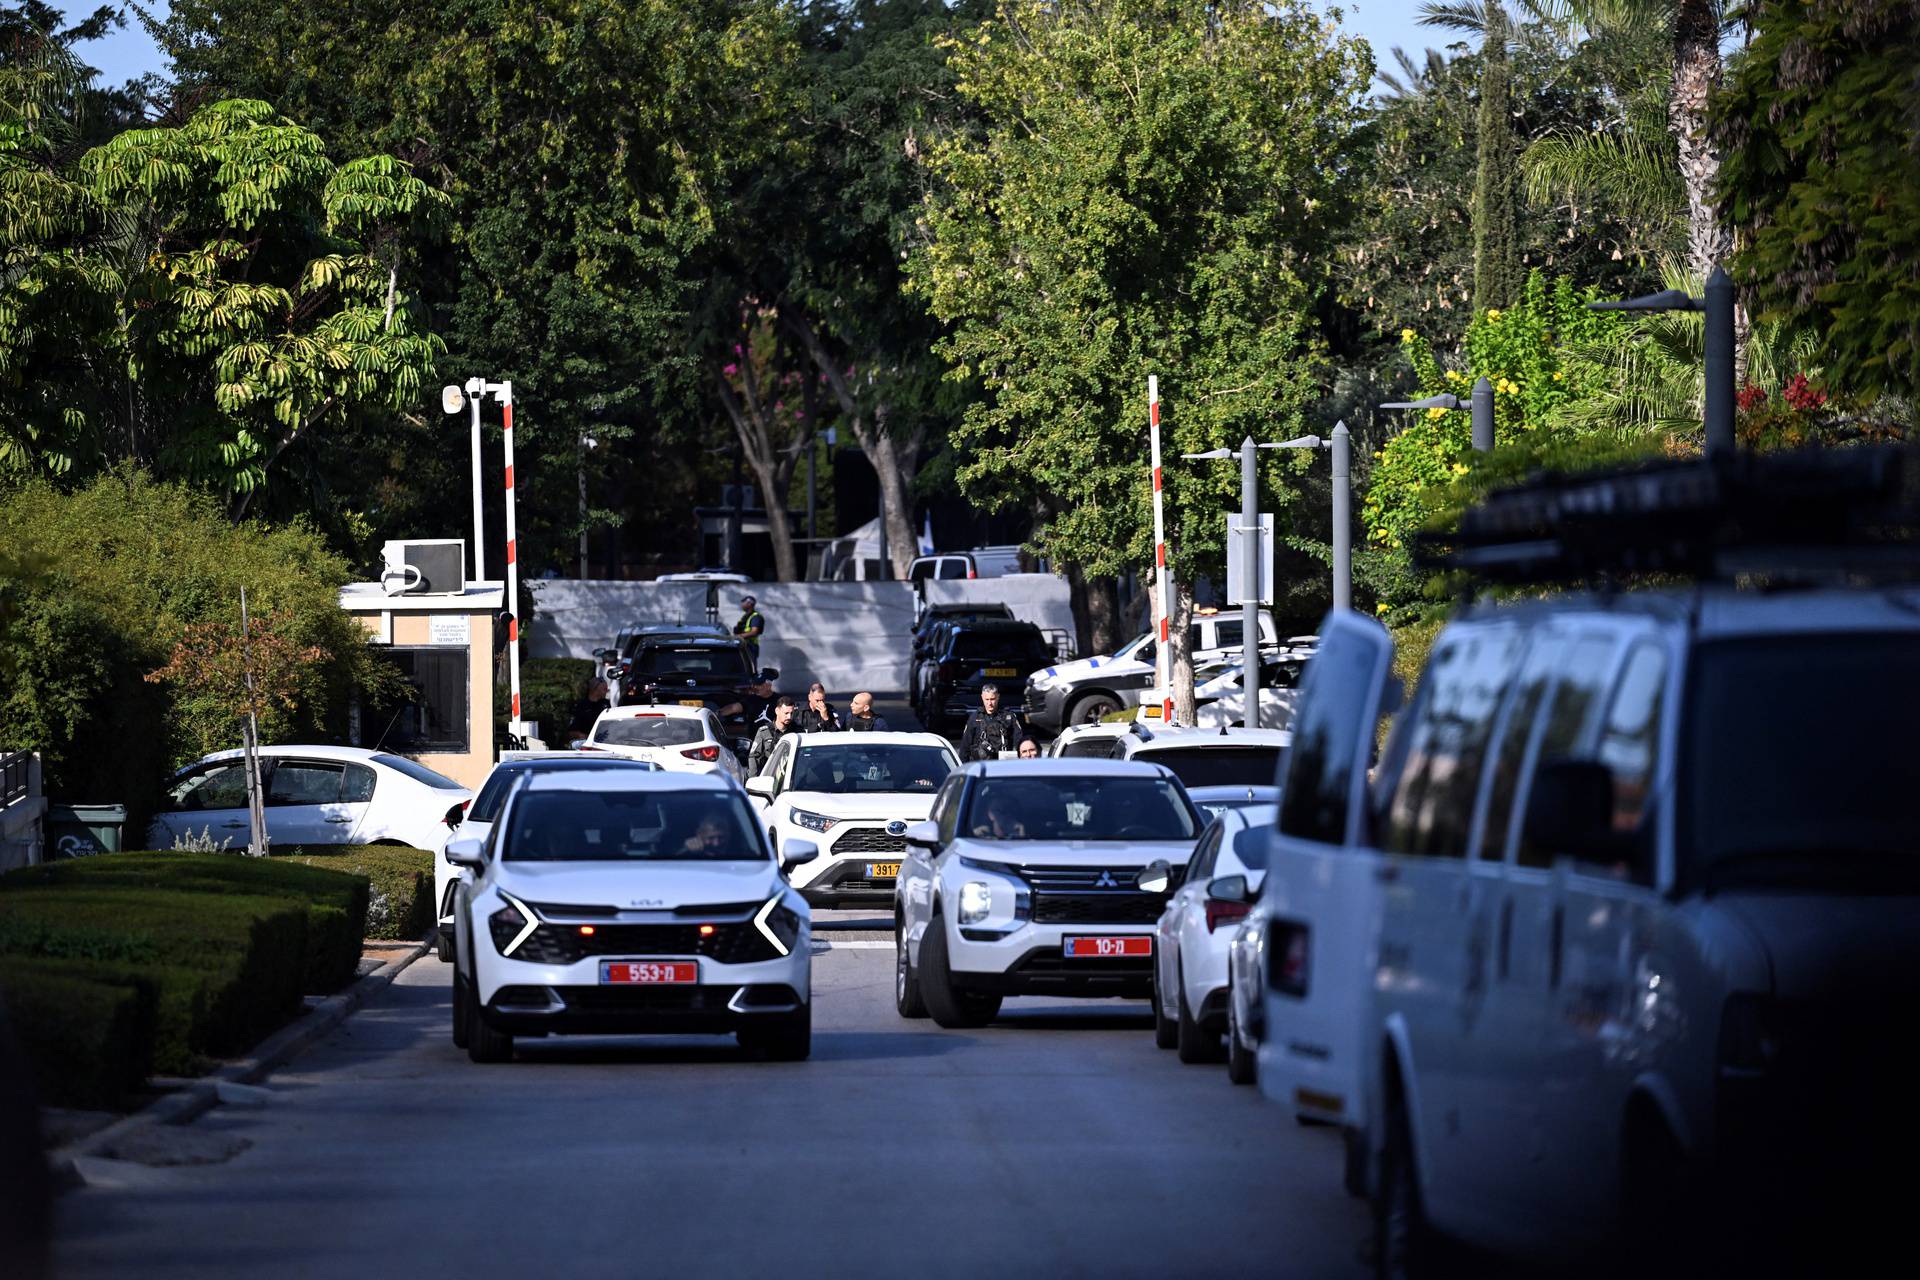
[733, 594, 765, 667]
[846, 691, 889, 731]
[749, 696, 797, 775]
[959, 683, 1024, 762]
[795, 681, 842, 733]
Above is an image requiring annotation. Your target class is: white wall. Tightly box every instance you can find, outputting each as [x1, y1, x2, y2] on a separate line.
[923, 574, 1077, 654]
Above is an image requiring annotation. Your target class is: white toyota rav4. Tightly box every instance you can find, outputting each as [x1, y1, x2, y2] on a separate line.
[447, 769, 816, 1062]
[894, 759, 1202, 1028]
[745, 731, 960, 907]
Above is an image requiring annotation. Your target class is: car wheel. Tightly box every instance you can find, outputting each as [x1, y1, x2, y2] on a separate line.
[1069, 691, 1121, 724]
[1150, 950, 1178, 1049]
[451, 970, 471, 1050]
[1375, 1088, 1445, 1280]
[895, 924, 929, 1019]
[435, 930, 455, 964]
[1175, 957, 1224, 1064]
[464, 978, 513, 1064]
[919, 917, 1000, 1028]
[1226, 983, 1256, 1085]
[738, 1003, 811, 1061]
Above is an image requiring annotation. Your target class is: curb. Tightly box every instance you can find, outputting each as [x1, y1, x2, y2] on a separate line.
[49, 938, 430, 1179]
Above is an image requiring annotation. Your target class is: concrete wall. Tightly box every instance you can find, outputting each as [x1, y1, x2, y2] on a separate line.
[924, 574, 1078, 654]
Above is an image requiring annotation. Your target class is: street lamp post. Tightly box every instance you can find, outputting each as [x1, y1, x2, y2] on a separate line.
[1380, 380, 1497, 454]
[1589, 265, 1736, 456]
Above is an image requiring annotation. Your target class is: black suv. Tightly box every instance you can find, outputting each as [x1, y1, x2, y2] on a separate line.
[620, 636, 756, 715]
[918, 619, 1055, 734]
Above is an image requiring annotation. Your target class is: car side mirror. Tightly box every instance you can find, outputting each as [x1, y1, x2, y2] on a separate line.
[780, 838, 819, 870]
[1137, 859, 1172, 894]
[444, 835, 487, 870]
[443, 801, 468, 829]
[1208, 873, 1249, 904]
[902, 819, 941, 851]
[745, 775, 776, 801]
[1523, 759, 1622, 860]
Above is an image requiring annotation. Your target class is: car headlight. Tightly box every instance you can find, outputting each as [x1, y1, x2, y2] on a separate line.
[488, 892, 540, 957]
[754, 895, 805, 956]
[790, 808, 838, 834]
[958, 880, 994, 926]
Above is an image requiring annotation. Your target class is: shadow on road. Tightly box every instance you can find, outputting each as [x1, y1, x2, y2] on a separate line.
[984, 1004, 1154, 1032]
[505, 1027, 973, 1066]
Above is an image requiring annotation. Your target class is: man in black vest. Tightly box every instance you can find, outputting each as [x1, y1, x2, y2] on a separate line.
[960, 684, 1023, 762]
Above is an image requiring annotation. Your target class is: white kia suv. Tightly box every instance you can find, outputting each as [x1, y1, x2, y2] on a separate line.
[447, 770, 816, 1062]
[745, 731, 960, 907]
[894, 759, 1202, 1028]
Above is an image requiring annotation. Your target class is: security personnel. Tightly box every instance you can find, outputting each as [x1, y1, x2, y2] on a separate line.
[749, 696, 797, 775]
[959, 683, 1024, 762]
[733, 594, 765, 667]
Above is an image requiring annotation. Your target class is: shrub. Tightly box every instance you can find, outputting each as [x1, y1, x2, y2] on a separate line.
[0, 959, 157, 1108]
[276, 845, 431, 942]
[496, 657, 596, 742]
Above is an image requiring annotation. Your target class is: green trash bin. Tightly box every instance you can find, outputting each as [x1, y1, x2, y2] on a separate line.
[45, 803, 127, 859]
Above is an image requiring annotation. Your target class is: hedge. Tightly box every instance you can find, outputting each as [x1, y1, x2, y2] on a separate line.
[496, 656, 596, 743]
[275, 845, 431, 943]
[0, 959, 157, 1109]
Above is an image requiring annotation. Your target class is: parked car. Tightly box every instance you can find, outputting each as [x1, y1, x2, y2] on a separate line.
[906, 546, 1023, 582]
[0, 1002, 51, 1280]
[744, 732, 960, 906]
[447, 769, 815, 1061]
[598, 622, 729, 689]
[893, 759, 1202, 1027]
[1115, 725, 1291, 790]
[435, 753, 659, 961]
[1265, 574, 1920, 1270]
[1046, 721, 1131, 759]
[655, 570, 752, 584]
[585, 704, 744, 782]
[1151, 803, 1275, 1063]
[1223, 902, 1270, 1087]
[618, 634, 756, 712]
[1027, 611, 1285, 731]
[908, 604, 1014, 712]
[1135, 645, 1313, 729]
[917, 619, 1056, 734]
[1186, 783, 1282, 823]
[146, 746, 469, 853]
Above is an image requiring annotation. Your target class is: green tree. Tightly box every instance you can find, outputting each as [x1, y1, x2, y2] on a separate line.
[1716, 0, 1920, 397]
[1469, 4, 1520, 311]
[908, 0, 1370, 712]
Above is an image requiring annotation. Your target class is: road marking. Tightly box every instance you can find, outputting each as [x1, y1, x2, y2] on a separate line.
[813, 940, 891, 950]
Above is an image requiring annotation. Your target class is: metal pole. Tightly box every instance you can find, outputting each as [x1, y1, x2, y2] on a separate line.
[469, 391, 486, 581]
[806, 439, 817, 543]
[239, 586, 267, 857]
[1331, 422, 1352, 612]
[501, 383, 523, 738]
[577, 435, 589, 579]
[877, 506, 888, 580]
[1471, 377, 1495, 453]
[728, 446, 743, 572]
[1240, 436, 1260, 729]
[1704, 265, 1735, 458]
[1148, 376, 1172, 720]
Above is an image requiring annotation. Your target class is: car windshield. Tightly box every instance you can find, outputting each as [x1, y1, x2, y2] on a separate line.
[963, 776, 1198, 842]
[1137, 746, 1282, 789]
[951, 631, 1048, 661]
[1681, 634, 1920, 882]
[593, 716, 705, 747]
[371, 753, 465, 790]
[638, 646, 750, 680]
[470, 762, 657, 822]
[503, 789, 766, 862]
[790, 744, 954, 793]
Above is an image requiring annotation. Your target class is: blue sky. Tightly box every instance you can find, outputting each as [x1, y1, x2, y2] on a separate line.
[56, 1, 1459, 93]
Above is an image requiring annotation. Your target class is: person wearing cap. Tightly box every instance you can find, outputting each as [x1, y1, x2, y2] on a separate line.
[718, 667, 780, 729]
[733, 594, 765, 667]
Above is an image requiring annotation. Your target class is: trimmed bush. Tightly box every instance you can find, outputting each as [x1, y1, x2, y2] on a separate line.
[496, 657, 596, 743]
[276, 845, 431, 942]
[0, 959, 158, 1108]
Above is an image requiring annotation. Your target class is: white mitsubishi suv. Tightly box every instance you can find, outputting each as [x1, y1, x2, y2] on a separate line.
[446, 770, 817, 1062]
[745, 731, 960, 907]
[894, 759, 1202, 1028]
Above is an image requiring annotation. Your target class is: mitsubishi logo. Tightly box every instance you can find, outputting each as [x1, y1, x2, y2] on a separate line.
[886, 820, 908, 836]
[1094, 870, 1119, 889]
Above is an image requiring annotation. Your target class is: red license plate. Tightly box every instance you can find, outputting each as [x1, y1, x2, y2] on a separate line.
[599, 960, 696, 985]
[1063, 935, 1153, 958]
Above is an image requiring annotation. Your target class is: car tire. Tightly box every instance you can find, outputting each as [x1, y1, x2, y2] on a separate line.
[464, 979, 513, 1064]
[451, 970, 471, 1050]
[1226, 985, 1256, 1085]
[1175, 958, 1224, 1064]
[919, 917, 1000, 1028]
[739, 1004, 811, 1061]
[1150, 952, 1179, 1049]
[1068, 691, 1121, 725]
[1375, 1087, 1446, 1280]
[895, 924, 929, 1019]
[435, 930, 455, 964]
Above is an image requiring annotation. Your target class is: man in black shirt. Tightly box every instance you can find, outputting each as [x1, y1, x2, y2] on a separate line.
[960, 683, 1024, 762]
[846, 691, 889, 732]
[749, 696, 797, 775]
[795, 682, 843, 733]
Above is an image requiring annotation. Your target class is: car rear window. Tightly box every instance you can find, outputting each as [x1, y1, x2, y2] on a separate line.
[593, 716, 706, 748]
[950, 630, 1048, 661]
[371, 754, 466, 790]
[1137, 746, 1283, 789]
[637, 646, 750, 679]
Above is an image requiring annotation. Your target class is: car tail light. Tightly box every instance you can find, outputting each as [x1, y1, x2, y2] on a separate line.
[682, 745, 721, 762]
[968, 567, 977, 579]
[1205, 897, 1252, 933]
[1269, 920, 1310, 997]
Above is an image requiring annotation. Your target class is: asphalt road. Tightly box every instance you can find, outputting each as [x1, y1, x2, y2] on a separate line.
[53, 933, 1372, 1280]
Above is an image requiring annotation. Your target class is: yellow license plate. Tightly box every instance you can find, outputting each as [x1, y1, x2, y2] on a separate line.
[867, 862, 900, 879]
[984, 667, 1017, 677]
[678, 699, 705, 707]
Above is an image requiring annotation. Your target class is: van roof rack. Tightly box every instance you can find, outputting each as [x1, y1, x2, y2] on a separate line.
[1414, 444, 1920, 586]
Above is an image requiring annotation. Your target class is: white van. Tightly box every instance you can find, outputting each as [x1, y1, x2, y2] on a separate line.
[906, 546, 1024, 581]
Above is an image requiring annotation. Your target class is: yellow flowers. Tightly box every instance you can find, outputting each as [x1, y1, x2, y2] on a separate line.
[1376, 602, 1390, 615]
[1425, 406, 1447, 419]
[1444, 369, 1465, 383]
[1450, 462, 1469, 476]
[1552, 370, 1565, 382]
[1400, 327, 1416, 342]
[1486, 308, 1502, 318]
[1495, 377, 1519, 395]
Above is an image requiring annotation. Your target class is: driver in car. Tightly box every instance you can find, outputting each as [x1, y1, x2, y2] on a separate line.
[679, 809, 735, 857]
[973, 795, 1028, 839]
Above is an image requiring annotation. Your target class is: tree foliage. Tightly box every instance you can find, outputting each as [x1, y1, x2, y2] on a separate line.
[1716, 0, 1920, 396]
